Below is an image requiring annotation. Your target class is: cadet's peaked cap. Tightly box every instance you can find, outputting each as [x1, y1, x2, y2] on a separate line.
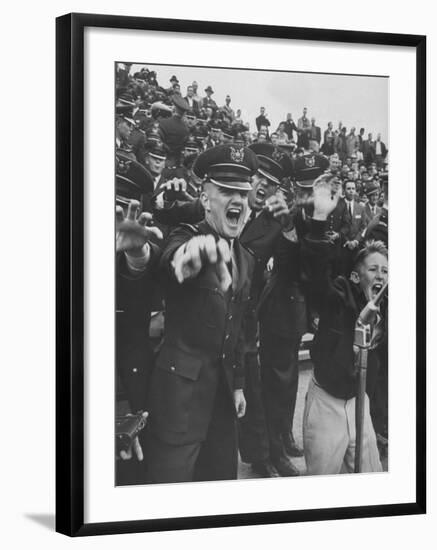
[184, 135, 201, 152]
[365, 181, 381, 196]
[146, 140, 168, 160]
[173, 95, 190, 112]
[193, 144, 259, 191]
[249, 143, 293, 185]
[294, 153, 330, 188]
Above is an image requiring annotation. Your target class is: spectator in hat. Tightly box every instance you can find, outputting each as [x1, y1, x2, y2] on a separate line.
[255, 107, 271, 135]
[116, 115, 135, 155]
[202, 85, 218, 112]
[158, 95, 190, 167]
[184, 110, 198, 133]
[166, 75, 179, 94]
[144, 140, 168, 199]
[362, 181, 381, 226]
[205, 121, 223, 149]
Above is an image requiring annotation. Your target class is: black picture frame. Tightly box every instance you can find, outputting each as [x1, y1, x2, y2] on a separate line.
[56, 12, 426, 537]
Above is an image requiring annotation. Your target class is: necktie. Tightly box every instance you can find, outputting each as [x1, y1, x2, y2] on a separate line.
[349, 201, 353, 217]
[230, 240, 238, 292]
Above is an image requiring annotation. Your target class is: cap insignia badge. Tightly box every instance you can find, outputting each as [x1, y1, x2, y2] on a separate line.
[230, 146, 245, 163]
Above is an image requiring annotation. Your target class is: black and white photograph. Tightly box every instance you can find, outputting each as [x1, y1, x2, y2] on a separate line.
[114, 61, 389, 486]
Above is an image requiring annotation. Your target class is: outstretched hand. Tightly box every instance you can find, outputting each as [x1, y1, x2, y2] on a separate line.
[264, 191, 294, 229]
[172, 235, 232, 291]
[312, 177, 341, 220]
[116, 200, 163, 254]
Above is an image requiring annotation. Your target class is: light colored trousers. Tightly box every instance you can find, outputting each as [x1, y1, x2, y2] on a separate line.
[303, 378, 382, 475]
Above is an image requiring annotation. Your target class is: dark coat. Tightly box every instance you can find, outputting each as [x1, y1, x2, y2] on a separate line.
[116, 245, 161, 413]
[341, 198, 366, 241]
[258, 232, 307, 339]
[362, 203, 382, 228]
[158, 115, 189, 156]
[239, 211, 283, 351]
[309, 125, 322, 144]
[202, 96, 218, 111]
[148, 221, 254, 445]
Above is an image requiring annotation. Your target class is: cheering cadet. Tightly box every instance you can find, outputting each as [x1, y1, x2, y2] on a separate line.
[145, 145, 258, 483]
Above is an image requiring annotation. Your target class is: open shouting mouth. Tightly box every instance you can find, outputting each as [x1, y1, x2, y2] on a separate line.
[370, 281, 384, 300]
[226, 206, 243, 227]
[255, 186, 267, 206]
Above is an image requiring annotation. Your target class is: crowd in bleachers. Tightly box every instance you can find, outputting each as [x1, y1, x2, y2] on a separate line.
[115, 62, 389, 484]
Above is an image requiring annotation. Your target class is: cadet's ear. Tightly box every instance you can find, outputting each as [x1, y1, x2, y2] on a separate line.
[200, 190, 211, 212]
[350, 270, 360, 285]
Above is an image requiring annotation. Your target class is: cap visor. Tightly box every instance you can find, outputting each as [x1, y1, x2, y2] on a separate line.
[209, 178, 251, 191]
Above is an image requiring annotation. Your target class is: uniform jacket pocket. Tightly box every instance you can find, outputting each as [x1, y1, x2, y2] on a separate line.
[149, 347, 203, 433]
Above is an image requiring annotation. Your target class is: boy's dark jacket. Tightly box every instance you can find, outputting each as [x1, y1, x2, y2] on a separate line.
[302, 219, 386, 400]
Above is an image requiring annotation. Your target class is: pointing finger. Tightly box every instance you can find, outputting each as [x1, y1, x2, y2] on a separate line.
[115, 206, 125, 224]
[133, 437, 143, 462]
[217, 238, 231, 264]
[204, 234, 218, 264]
[186, 237, 202, 273]
[137, 212, 152, 227]
[146, 225, 163, 240]
[126, 200, 140, 221]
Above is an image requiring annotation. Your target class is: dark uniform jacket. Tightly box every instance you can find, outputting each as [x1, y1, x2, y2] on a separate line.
[116, 245, 161, 413]
[158, 115, 189, 156]
[239, 211, 283, 351]
[258, 231, 307, 339]
[301, 219, 386, 400]
[148, 221, 254, 445]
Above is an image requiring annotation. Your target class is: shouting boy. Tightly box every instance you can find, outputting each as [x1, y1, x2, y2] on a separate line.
[301, 173, 388, 475]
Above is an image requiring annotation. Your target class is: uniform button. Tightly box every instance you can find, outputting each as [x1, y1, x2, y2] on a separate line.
[229, 314, 233, 320]
[170, 366, 176, 371]
[222, 353, 226, 359]
[132, 368, 138, 373]
[225, 334, 230, 340]
[290, 296, 295, 302]
[232, 364, 236, 369]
